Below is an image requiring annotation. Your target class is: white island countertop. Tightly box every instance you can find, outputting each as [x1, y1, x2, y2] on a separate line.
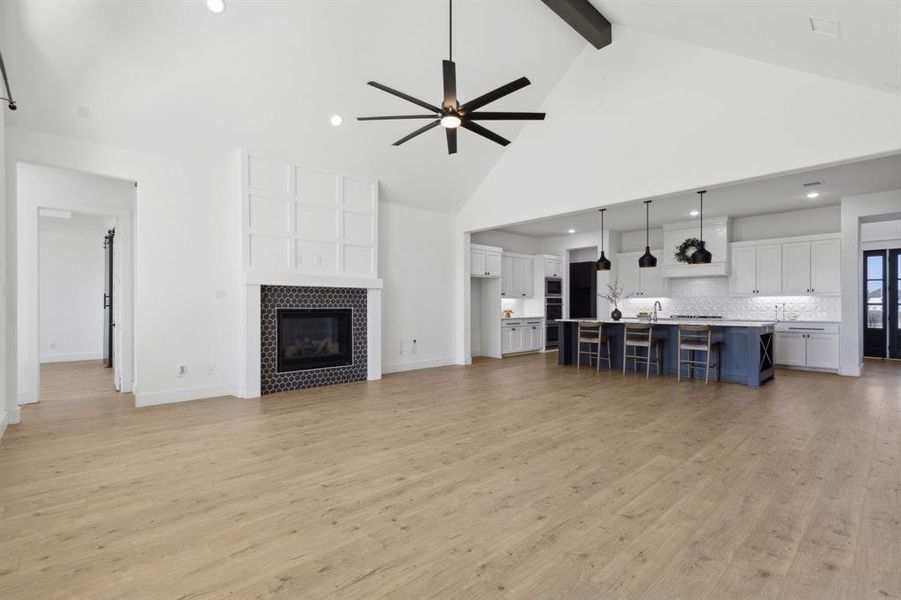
[555, 317, 776, 328]
[502, 316, 544, 320]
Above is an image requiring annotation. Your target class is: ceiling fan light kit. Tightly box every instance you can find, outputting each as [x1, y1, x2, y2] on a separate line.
[357, 0, 545, 154]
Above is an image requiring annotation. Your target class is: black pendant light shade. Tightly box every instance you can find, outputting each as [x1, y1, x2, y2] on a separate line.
[596, 208, 611, 271]
[689, 190, 713, 264]
[639, 200, 657, 268]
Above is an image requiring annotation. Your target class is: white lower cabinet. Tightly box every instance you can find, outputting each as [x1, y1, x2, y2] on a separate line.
[774, 322, 840, 371]
[502, 320, 543, 355]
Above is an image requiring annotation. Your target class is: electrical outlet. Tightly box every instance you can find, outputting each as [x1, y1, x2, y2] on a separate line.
[50, 342, 56, 350]
[215, 290, 227, 300]
[397, 340, 404, 355]
[177, 364, 188, 377]
[206, 364, 216, 376]
[411, 339, 418, 355]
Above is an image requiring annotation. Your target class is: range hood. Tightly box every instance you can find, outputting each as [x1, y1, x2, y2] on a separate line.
[661, 217, 730, 278]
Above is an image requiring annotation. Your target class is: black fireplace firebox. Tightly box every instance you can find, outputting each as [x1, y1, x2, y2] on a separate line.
[277, 308, 353, 372]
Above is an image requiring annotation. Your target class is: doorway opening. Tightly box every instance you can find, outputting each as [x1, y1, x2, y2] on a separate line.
[863, 248, 901, 359]
[16, 162, 136, 410]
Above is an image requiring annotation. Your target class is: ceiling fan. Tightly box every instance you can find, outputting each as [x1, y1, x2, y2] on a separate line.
[357, 0, 545, 155]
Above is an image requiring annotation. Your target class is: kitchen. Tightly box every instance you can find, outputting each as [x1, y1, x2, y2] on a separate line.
[464, 157, 901, 383]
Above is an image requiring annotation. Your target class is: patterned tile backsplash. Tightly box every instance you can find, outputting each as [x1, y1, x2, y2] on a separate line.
[618, 278, 841, 321]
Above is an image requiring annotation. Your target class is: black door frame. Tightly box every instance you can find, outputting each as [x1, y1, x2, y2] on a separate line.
[890, 249, 901, 359]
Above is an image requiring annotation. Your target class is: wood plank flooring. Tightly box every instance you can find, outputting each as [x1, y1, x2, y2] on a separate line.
[0, 356, 899, 599]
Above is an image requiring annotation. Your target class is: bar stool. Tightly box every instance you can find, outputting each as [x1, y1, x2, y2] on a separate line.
[623, 323, 662, 377]
[577, 321, 612, 371]
[677, 325, 721, 384]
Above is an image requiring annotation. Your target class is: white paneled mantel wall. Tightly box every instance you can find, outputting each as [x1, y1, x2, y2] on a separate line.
[239, 151, 383, 399]
[242, 152, 379, 287]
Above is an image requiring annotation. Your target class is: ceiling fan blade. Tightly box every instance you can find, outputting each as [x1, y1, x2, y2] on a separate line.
[446, 127, 457, 154]
[443, 60, 457, 110]
[357, 115, 437, 121]
[461, 77, 531, 112]
[392, 120, 441, 146]
[467, 112, 546, 121]
[461, 121, 510, 147]
[367, 81, 441, 113]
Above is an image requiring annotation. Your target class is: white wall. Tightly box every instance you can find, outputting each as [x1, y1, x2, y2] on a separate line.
[0, 105, 12, 435]
[840, 189, 901, 376]
[38, 216, 108, 363]
[470, 230, 543, 255]
[379, 201, 456, 373]
[8, 126, 241, 407]
[732, 205, 841, 242]
[861, 218, 901, 250]
[456, 27, 901, 233]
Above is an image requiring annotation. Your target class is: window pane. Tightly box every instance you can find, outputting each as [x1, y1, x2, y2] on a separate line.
[867, 306, 883, 329]
[867, 254, 884, 277]
[867, 280, 884, 301]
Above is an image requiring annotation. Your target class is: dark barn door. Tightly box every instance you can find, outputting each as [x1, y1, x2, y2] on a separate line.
[103, 229, 115, 368]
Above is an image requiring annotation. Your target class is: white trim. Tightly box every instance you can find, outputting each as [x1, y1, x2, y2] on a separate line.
[729, 232, 840, 248]
[40, 353, 104, 363]
[135, 384, 236, 408]
[382, 357, 457, 374]
[18, 390, 37, 405]
[245, 270, 383, 289]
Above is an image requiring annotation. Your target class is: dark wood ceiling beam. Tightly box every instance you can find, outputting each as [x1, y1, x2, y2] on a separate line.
[540, 0, 612, 50]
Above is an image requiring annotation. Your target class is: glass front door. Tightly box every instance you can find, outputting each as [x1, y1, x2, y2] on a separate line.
[863, 250, 886, 358]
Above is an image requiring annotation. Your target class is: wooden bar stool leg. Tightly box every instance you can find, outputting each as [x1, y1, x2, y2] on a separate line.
[657, 343, 661, 376]
[705, 348, 711, 384]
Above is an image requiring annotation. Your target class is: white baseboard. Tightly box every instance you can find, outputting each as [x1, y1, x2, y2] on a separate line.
[135, 384, 237, 408]
[382, 357, 456, 374]
[18, 390, 38, 405]
[40, 353, 104, 364]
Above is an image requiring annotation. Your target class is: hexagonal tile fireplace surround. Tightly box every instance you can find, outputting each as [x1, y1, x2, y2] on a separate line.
[260, 285, 368, 394]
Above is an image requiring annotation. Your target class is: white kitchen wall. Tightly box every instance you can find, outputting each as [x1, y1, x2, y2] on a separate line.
[861, 218, 901, 250]
[732, 205, 840, 242]
[39, 215, 109, 362]
[380, 201, 456, 373]
[620, 278, 841, 322]
[470, 230, 543, 255]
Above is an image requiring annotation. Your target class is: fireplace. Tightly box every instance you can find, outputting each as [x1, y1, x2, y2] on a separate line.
[277, 308, 353, 372]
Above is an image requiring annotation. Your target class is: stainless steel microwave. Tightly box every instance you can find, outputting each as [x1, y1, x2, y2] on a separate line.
[545, 278, 562, 296]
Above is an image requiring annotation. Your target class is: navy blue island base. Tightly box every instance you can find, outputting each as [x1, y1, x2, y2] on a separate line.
[556, 319, 776, 388]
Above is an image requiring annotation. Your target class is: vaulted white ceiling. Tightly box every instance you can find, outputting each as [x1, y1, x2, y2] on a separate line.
[3, 1, 899, 214]
[0, 0, 585, 212]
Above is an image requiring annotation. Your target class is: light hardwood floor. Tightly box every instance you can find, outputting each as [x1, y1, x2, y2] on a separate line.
[0, 356, 899, 599]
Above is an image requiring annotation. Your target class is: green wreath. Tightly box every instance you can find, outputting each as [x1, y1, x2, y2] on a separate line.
[674, 238, 703, 264]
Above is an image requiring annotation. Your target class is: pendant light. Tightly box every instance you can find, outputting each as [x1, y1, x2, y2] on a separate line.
[638, 200, 657, 268]
[689, 190, 713, 264]
[595, 208, 611, 271]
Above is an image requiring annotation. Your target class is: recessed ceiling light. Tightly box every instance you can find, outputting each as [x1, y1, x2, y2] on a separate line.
[567, 228, 576, 234]
[809, 16, 840, 38]
[689, 210, 699, 217]
[330, 114, 343, 127]
[803, 180, 822, 199]
[806, 191, 820, 199]
[206, 0, 226, 14]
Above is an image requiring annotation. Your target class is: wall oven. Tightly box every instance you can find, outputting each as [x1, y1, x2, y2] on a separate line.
[545, 297, 562, 348]
[545, 277, 562, 297]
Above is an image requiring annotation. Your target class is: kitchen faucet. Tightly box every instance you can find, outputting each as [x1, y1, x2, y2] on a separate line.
[653, 300, 662, 322]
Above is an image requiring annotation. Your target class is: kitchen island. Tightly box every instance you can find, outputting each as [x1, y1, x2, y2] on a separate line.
[556, 318, 775, 387]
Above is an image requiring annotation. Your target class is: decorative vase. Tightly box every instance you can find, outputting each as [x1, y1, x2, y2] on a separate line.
[611, 308, 622, 321]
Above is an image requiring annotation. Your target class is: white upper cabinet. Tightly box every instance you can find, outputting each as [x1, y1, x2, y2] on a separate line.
[471, 244, 502, 278]
[545, 257, 563, 279]
[810, 239, 841, 294]
[502, 253, 535, 298]
[730, 235, 839, 296]
[781, 237, 840, 295]
[730, 246, 757, 295]
[615, 251, 664, 297]
[782, 241, 812, 294]
[500, 255, 514, 297]
[243, 153, 378, 281]
[731, 244, 781, 295]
